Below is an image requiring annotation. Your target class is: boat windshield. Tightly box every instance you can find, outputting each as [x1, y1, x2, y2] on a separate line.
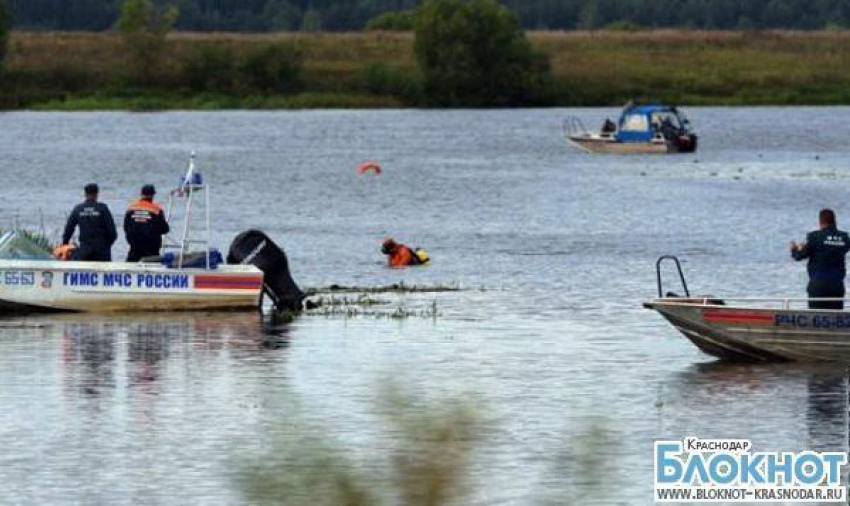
[0, 230, 53, 260]
[620, 113, 649, 132]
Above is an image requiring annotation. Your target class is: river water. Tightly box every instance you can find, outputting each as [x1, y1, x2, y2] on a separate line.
[0, 108, 848, 505]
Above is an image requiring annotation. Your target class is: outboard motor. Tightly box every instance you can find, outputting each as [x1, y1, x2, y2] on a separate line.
[227, 230, 305, 312]
[675, 133, 698, 153]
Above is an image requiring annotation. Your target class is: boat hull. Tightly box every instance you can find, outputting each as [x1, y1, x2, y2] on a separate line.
[568, 134, 697, 154]
[0, 260, 264, 313]
[645, 299, 850, 362]
[568, 135, 673, 154]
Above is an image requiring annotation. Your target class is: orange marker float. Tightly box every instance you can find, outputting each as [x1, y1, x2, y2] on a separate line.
[358, 161, 382, 175]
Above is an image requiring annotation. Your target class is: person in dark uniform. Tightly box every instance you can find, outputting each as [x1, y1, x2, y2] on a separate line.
[791, 209, 850, 310]
[62, 183, 117, 262]
[124, 184, 170, 262]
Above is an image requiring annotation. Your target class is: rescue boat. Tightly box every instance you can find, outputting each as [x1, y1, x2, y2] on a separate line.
[0, 256, 263, 313]
[565, 104, 697, 154]
[0, 155, 304, 314]
[645, 256, 850, 362]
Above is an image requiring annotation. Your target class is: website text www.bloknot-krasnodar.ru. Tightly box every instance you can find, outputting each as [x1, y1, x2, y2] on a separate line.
[654, 437, 847, 503]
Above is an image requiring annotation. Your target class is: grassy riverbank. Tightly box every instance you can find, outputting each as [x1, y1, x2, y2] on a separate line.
[2, 30, 850, 110]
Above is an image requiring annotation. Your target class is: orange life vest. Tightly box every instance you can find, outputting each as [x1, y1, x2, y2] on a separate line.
[52, 244, 77, 261]
[128, 198, 163, 216]
[388, 245, 415, 267]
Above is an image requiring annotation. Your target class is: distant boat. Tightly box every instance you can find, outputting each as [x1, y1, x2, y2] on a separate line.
[565, 104, 697, 154]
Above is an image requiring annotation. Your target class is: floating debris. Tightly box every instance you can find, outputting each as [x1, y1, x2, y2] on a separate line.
[0, 321, 51, 329]
[306, 282, 462, 295]
[309, 294, 389, 308]
[308, 302, 440, 320]
[302, 292, 440, 320]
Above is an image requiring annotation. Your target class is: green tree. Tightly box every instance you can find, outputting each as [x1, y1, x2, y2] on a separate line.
[263, 0, 300, 31]
[579, 0, 599, 28]
[414, 0, 550, 106]
[238, 42, 303, 92]
[365, 10, 417, 31]
[182, 44, 237, 91]
[0, 0, 10, 73]
[116, 0, 179, 84]
[763, 0, 795, 27]
[8, 0, 850, 32]
[301, 9, 321, 31]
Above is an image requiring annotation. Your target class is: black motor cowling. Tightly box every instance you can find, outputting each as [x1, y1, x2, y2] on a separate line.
[227, 230, 305, 312]
[676, 133, 698, 153]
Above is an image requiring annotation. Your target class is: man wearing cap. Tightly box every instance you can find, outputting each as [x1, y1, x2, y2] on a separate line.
[124, 184, 170, 262]
[62, 183, 118, 262]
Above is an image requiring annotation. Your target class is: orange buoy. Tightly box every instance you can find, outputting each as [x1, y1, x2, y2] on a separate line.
[358, 161, 382, 175]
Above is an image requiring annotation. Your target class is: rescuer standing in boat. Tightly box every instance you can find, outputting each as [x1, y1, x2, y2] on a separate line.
[791, 208, 850, 310]
[61, 183, 118, 262]
[124, 184, 170, 262]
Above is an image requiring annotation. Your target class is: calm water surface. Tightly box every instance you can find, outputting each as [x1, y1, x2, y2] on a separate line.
[0, 108, 849, 504]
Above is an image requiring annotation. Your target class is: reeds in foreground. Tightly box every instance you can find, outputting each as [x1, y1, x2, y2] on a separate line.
[234, 386, 618, 505]
[234, 386, 479, 506]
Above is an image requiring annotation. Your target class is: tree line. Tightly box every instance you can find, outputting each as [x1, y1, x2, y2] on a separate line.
[506, 0, 850, 30]
[0, 0, 550, 108]
[7, 0, 418, 31]
[6, 0, 850, 32]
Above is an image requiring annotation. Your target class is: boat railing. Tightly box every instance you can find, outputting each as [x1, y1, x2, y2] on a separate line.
[163, 153, 212, 270]
[656, 255, 690, 298]
[562, 116, 590, 138]
[658, 296, 850, 311]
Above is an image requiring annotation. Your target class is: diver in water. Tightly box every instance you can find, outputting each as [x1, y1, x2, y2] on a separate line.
[791, 208, 850, 310]
[124, 184, 170, 262]
[381, 238, 429, 267]
[61, 183, 118, 262]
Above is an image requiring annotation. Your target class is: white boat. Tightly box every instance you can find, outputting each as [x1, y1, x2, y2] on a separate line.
[0, 258, 263, 313]
[0, 154, 303, 314]
[564, 104, 697, 154]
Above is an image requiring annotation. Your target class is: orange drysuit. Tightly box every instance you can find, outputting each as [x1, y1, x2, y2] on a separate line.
[382, 238, 418, 267]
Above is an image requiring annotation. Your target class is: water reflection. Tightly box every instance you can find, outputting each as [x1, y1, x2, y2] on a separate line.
[55, 312, 291, 396]
[665, 361, 848, 455]
[63, 323, 117, 397]
[126, 322, 176, 386]
[805, 368, 848, 453]
[0, 311, 294, 504]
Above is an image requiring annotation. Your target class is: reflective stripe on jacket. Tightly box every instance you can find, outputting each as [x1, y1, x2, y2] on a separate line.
[124, 198, 170, 253]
